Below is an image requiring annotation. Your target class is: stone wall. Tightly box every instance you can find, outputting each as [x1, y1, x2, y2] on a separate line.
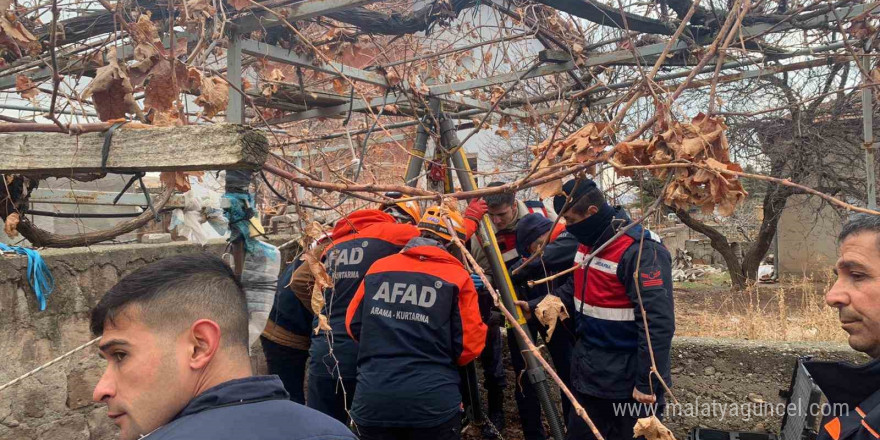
[0, 241, 869, 440]
[0, 237, 295, 440]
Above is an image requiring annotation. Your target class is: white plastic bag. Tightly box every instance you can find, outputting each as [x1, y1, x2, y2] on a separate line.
[241, 241, 281, 349]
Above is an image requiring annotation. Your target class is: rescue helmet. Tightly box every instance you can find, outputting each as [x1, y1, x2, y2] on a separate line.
[380, 191, 422, 224]
[417, 205, 467, 243]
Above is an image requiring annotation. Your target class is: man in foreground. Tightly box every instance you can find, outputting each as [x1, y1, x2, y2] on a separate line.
[807, 214, 880, 440]
[345, 206, 487, 440]
[90, 253, 355, 440]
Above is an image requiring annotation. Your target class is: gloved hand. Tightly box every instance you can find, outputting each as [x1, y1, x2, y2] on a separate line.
[465, 198, 488, 222]
[470, 273, 485, 290]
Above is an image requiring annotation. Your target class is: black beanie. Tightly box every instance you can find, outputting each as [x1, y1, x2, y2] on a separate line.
[516, 213, 554, 257]
[553, 178, 599, 214]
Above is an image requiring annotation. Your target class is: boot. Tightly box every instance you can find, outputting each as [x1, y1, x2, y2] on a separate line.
[482, 382, 506, 438]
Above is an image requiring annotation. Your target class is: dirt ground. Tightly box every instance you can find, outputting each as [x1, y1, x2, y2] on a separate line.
[460, 272, 848, 440]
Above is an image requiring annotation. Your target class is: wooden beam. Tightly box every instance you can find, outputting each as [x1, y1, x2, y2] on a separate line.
[29, 188, 187, 208]
[232, 0, 377, 34]
[2, 124, 268, 175]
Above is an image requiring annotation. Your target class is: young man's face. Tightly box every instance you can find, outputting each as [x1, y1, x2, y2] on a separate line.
[487, 202, 517, 230]
[92, 308, 192, 440]
[827, 232, 880, 358]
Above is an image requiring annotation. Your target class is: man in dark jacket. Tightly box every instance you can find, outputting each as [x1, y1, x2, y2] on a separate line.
[552, 178, 675, 440]
[805, 213, 880, 440]
[345, 205, 487, 440]
[260, 230, 333, 404]
[90, 253, 355, 440]
[508, 213, 577, 438]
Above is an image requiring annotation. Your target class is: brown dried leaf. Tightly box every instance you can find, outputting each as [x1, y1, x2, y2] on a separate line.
[4, 212, 19, 238]
[533, 178, 563, 199]
[534, 295, 568, 341]
[130, 13, 159, 45]
[0, 16, 35, 45]
[229, 0, 251, 10]
[159, 171, 198, 192]
[82, 48, 142, 121]
[15, 74, 37, 102]
[496, 128, 510, 140]
[143, 59, 180, 115]
[302, 250, 333, 333]
[194, 74, 228, 118]
[634, 416, 676, 440]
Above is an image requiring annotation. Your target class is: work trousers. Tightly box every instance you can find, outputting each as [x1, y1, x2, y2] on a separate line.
[565, 391, 662, 440]
[260, 336, 309, 404]
[307, 374, 357, 425]
[356, 414, 461, 440]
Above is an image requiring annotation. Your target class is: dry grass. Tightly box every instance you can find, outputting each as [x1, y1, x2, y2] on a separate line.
[676, 271, 847, 343]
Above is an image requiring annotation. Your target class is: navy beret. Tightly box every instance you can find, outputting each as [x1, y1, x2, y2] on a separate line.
[516, 213, 554, 257]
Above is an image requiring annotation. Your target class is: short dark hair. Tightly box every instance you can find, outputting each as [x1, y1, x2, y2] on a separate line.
[484, 181, 515, 209]
[839, 213, 880, 245]
[566, 185, 606, 216]
[90, 253, 249, 350]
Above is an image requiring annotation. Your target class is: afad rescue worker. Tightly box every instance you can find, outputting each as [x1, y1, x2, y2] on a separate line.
[345, 206, 488, 440]
[551, 178, 675, 440]
[469, 182, 556, 438]
[805, 214, 880, 440]
[507, 213, 577, 438]
[260, 230, 333, 404]
[90, 254, 355, 440]
[290, 198, 487, 423]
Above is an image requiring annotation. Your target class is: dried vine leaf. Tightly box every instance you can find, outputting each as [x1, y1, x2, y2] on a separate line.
[194, 73, 228, 118]
[528, 122, 612, 198]
[534, 295, 568, 341]
[4, 212, 19, 238]
[82, 48, 142, 121]
[634, 416, 676, 440]
[0, 13, 39, 57]
[15, 74, 37, 102]
[302, 250, 333, 333]
[613, 114, 746, 216]
[229, 0, 252, 10]
[160, 171, 202, 192]
[130, 13, 160, 45]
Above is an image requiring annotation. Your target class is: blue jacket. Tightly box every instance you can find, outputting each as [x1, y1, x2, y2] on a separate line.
[262, 261, 315, 350]
[555, 208, 675, 401]
[148, 376, 356, 440]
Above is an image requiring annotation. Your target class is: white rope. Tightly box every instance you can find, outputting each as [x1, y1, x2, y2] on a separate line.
[0, 336, 100, 393]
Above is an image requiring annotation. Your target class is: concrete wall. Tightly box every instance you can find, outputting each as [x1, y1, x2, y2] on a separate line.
[777, 195, 842, 275]
[0, 241, 868, 440]
[0, 237, 295, 440]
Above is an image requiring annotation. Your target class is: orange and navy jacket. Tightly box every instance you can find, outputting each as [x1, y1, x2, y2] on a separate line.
[555, 208, 674, 401]
[345, 237, 487, 428]
[807, 359, 880, 440]
[307, 209, 419, 379]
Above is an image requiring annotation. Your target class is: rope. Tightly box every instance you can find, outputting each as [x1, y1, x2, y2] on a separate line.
[0, 337, 100, 393]
[0, 243, 55, 311]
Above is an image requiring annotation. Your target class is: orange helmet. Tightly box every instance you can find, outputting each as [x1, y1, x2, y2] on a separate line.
[417, 206, 467, 242]
[380, 192, 422, 224]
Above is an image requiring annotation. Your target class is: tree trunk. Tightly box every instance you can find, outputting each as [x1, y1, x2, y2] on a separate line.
[673, 207, 748, 290]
